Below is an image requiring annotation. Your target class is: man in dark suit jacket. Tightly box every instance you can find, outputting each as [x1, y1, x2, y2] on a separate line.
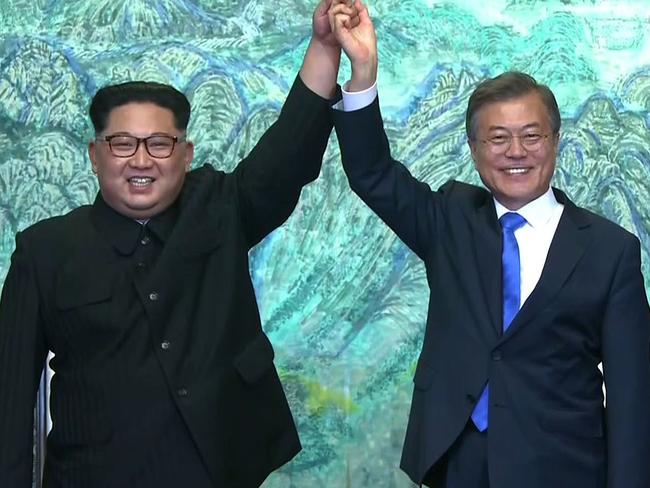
[0, 1, 362, 486]
[327, 1, 650, 487]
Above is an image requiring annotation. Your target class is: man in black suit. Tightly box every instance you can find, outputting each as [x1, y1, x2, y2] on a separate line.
[0, 1, 361, 487]
[327, 1, 650, 487]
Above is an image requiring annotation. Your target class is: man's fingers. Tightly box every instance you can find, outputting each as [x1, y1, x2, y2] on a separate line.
[329, 0, 352, 8]
[343, 13, 360, 29]
[316, 0, 329, 16]
[347, 12, 360, 28]
[356, 2, 370, 22]
[328, 4, 352, 28]
[328, 0, 362, 39]
[334, 13, 351, 31]
[328, 3, 356, 17]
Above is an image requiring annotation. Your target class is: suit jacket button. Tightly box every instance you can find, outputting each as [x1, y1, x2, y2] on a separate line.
[492, 350, 502, 361]
[161, 341, 170, 350]
[177, 388, 188, 398]
[149, 292, 159, 301]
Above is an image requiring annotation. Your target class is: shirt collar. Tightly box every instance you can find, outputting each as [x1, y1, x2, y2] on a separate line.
[493, 186, 560, 229]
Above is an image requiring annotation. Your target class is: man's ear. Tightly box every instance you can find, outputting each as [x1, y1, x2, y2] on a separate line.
[552, 132, 561, 152]
[88, 140, 98, 174]
[184, 141, 194, 171]
[467, 139, 478, 166]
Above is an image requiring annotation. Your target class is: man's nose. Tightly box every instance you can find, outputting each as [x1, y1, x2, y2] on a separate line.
[505, 136, 527, 158]
[129, 141, 153, 167]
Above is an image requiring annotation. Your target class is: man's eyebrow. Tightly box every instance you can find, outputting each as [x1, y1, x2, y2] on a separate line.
[104, 131, 176, 136]
[486, 122, 543, 132]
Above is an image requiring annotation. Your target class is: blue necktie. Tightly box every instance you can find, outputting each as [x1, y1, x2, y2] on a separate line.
[471, 212, 527, 431]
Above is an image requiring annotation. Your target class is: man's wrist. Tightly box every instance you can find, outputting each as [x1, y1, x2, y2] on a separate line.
[340, 79, 377, 112]
[299, 38, 342, 99]
[349, 58, 378, 92]
[308, 36, 341, 58]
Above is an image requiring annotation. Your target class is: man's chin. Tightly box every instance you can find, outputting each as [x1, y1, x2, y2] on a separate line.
[491, 187, 532, 209]
[114, 200, 161, 220]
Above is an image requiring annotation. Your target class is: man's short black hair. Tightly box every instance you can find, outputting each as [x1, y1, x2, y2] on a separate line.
[465, 71, 561, 140]
[89, 81, 191, 134]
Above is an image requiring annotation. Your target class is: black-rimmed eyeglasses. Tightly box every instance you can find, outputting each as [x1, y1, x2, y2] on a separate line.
[98, 134, 186, 158]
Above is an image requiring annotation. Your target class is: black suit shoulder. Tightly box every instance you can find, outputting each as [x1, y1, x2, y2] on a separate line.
[438, 180, 490, 204]
[11, 206, 100, 295]
[558, 192, 640, 247]
[433, 179, 493, 223]
[578, 205, 637, 239]
[22, 204, 92, 234]
[179, 164, 228, 202]
[18, 205, 94, 254]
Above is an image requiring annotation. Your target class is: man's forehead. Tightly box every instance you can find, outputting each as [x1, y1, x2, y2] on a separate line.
[106, 101, 174, 117]
[475, 93, 551, 127]
[103, 102, 177, 132]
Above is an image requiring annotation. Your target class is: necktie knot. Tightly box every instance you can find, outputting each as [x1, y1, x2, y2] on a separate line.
[499, 212, 527, 232]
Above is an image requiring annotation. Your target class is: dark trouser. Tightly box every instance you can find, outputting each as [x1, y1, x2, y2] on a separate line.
[422, 422, 489, 488]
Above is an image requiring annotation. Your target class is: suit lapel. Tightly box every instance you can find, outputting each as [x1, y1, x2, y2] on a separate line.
[499, 189, 591, 343]
[472, 194, 503, 336]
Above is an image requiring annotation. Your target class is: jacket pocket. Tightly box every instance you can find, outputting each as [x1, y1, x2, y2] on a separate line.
[54, 261, 116, 343]
[234, 332, 275, 384]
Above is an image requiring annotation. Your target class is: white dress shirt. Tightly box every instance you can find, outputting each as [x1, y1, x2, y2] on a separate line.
[494, 188, 564, 306]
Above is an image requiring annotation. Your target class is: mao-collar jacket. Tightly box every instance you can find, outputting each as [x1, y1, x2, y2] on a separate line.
[0, 75, 334, 488]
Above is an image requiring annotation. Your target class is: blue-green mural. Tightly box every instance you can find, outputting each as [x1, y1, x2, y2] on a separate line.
[1, 1, 649, 486]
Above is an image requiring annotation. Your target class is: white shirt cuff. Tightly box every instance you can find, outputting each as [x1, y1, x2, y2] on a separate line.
[333, 80, 378, 112]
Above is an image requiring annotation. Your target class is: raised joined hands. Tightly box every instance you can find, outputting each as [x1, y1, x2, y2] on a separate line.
[313, 0, 361, 48]
[327, 0, 377, 91]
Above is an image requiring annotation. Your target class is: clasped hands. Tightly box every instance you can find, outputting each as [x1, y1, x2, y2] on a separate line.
[320, 0, 378, 91]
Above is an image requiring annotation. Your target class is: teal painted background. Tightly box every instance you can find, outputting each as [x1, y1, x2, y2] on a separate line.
[1, 1, 649, 486]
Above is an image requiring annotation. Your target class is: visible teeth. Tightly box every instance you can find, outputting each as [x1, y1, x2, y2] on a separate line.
[129, 177, 153, 186]
[504, 168, 528, 175]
